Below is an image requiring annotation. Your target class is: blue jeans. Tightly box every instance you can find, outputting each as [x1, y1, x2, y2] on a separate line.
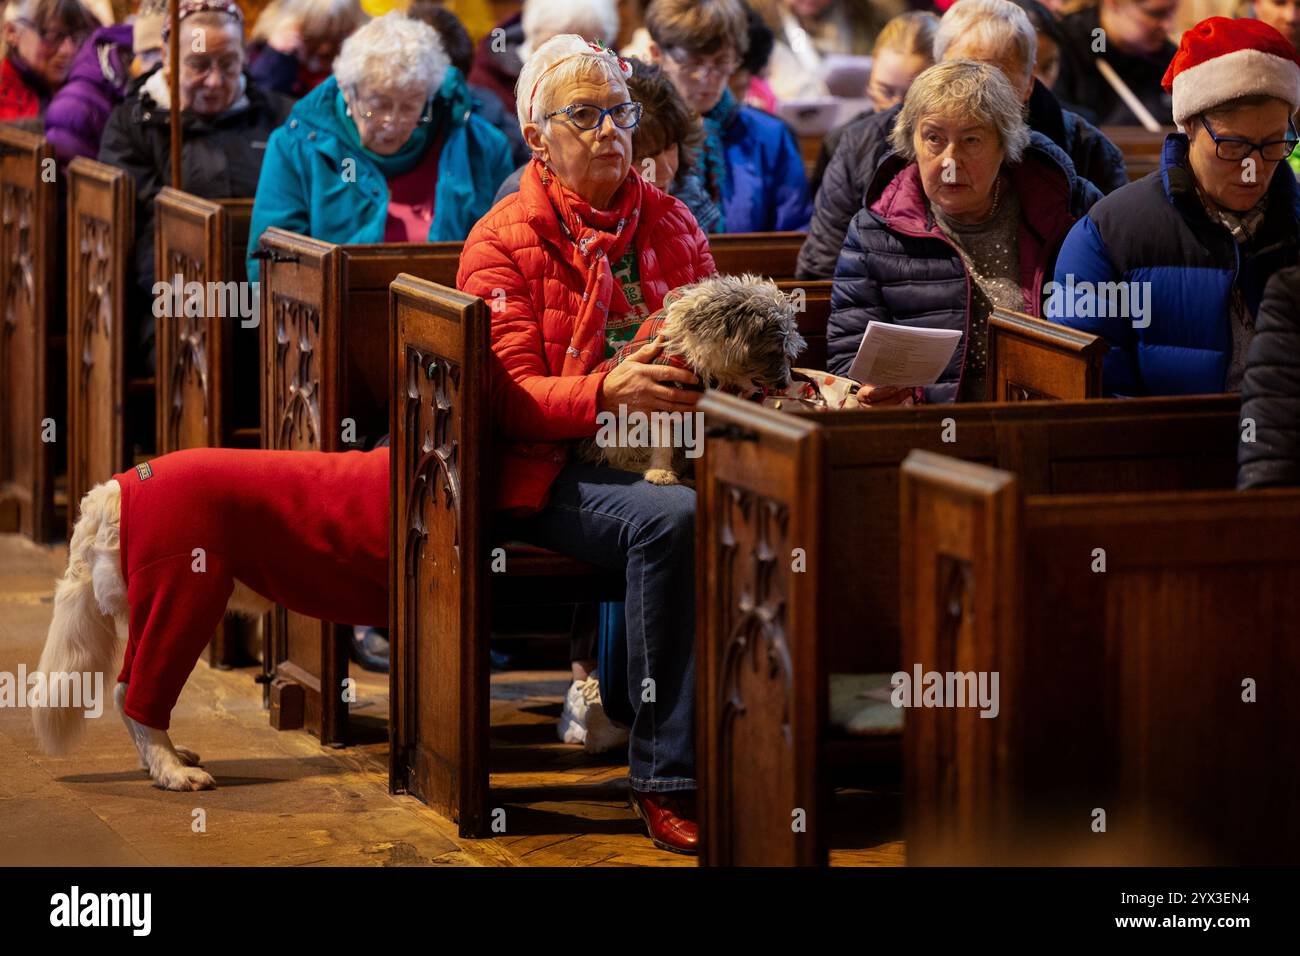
[501, 462, 697, 792]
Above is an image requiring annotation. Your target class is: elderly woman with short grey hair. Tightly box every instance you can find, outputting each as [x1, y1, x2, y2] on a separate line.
[457, 35, 715, 855]
[247, 10, 513, 283]
[828, 58, 1101, 404]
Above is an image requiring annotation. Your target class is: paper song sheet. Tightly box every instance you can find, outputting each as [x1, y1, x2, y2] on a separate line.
[847, 322, 963, 388]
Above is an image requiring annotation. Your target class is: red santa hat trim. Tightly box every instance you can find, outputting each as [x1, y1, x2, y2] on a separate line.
[1162, 16, 1300, 129]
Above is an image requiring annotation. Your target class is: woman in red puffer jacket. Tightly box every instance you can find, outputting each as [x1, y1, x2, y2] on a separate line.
[457, 35, 715, 855]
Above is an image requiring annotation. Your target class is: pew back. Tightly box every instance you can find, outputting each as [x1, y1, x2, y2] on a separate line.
[987, 308, 1106, 401]
[709, 232, 805, 282]
[257, 228, 462, 744]
[1101, 126, 1170, 182]
[697, 392, 1242, 865]
[901, 451, 1300, 864]
[0, 128, 57, 539]
[388, 275, 491, 830]
[67, 158, 134, 518]
[387, 274, 625, 833]
[154, 189, 256, 453]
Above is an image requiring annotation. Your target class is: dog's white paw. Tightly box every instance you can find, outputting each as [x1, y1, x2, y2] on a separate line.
[139, 746, 201, 771]
[154, 764, 215, 792]
[644, 468, 679, 485]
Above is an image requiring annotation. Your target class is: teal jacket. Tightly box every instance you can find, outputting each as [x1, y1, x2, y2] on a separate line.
[246, 69, 513, 282]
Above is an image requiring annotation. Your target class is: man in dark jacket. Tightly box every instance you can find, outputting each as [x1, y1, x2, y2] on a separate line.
[1239, 267, 1300, 490]
[797, 0, 1126, 280]
[97, 1, 291, 380]
[1052, 0, 1177, 127]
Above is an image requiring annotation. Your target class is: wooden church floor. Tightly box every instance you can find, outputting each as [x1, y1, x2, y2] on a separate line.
[0, 534, 903, 867]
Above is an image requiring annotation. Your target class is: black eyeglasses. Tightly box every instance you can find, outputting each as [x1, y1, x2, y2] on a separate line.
[1200, 115, 1299, 163]
[544, 101, 642, 131]
[15, 18, 86, 51]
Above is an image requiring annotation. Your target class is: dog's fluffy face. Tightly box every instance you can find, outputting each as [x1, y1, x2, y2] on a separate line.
[658, 274, 806, 394]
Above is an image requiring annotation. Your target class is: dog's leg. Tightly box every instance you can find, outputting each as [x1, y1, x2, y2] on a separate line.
[116, 683, 212, 790]
[643, 418, 680, 485]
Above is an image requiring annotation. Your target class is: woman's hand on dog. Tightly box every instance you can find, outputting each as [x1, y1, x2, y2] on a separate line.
[598, 338, 702, 415]
[855, 384, 914, 407]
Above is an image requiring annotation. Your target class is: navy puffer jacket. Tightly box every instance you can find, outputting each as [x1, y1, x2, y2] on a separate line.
[828, 132, 1101, 402]
[797, 81, 1127, 280]
[1052, 134, 1300, 397]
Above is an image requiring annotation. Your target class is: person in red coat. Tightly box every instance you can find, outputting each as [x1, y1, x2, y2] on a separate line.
[0, 0, 97, 121]
[458, 35, 716, 855]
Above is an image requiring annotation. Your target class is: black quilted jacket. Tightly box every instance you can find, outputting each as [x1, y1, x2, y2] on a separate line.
[1239, 266, 1300, 490]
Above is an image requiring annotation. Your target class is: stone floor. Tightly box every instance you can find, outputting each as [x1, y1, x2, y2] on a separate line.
[0, 533, 903, 867]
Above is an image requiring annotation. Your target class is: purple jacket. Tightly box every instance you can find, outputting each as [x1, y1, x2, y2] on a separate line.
[45, 24, 134, 168]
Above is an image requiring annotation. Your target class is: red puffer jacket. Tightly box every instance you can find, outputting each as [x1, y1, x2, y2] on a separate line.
[457, 163, 716, 514]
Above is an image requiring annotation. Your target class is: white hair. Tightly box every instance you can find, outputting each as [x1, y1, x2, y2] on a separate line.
[332, 12, 449, 96]
[514, 33, 628, 133]
[889, 59, 1032, 164]
[933, 0, 1037, 78]
[519, 0, 620, 61]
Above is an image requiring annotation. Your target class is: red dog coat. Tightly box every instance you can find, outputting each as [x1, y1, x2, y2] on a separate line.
[112, 447, 388, 730]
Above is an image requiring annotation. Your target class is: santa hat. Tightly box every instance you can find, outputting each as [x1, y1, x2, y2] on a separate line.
[1163, 17, 1300, 129]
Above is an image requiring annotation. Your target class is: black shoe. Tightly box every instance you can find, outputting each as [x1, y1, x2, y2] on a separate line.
[350, 626, 389, 673]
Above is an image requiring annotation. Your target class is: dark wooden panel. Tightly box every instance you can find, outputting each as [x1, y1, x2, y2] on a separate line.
[154, 188, 255, 455]
[0, 127, 58, 540]
[696, 404, 827, 866]
[988, 308, 1106, 402]
[389, 274, 489, 835]
[708, 232, 805, 282]
[66, 158, 133, 520]
[901, 451, 1300, 864]
[697, 392, 1241, 865]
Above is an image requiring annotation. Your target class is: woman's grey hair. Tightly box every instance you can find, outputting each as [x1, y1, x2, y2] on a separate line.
[515, 33, 629, 132]
[519, 0, 619, 61]
[332, 11, 449, 95]
[889, 59, 1031, 164]
[933, 0, 1036, 79]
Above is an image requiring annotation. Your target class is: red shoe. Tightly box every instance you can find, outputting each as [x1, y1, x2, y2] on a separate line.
[630, 789, 699, 855]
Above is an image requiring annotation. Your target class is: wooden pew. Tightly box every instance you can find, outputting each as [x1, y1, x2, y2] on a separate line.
[1101, 126, 1171, 182]
[900, 450, 1300, 864]
[0, 127, 58, 540]
[709, 232, 805, 282]
[66, 159, 138, 522]
[253, 226, 827, 745]
[696, 393, 1241, 865]
[389, 274, 624, 835]
[154, 188, 258, 454]
[256, 228, 461, 745]
[987, 308, 1106, 401]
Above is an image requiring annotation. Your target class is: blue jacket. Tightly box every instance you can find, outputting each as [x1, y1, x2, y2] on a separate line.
[719, 105, 812, 233]
[247, 70, 513, 282]
[1052, 134, 1300, 396]
[829, 133, 1099, 402]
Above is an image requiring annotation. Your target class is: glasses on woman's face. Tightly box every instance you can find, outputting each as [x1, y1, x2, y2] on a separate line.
[16, 18, 86, 52]
[180, 54, 244, 80]
[1200, 116, 1300, 163]
[664, 47, 739, 81]
[352, 91, 431, 127]
[545, 101, 642, 131]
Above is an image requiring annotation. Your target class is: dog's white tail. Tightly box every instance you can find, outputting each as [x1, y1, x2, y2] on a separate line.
[33, 481, 125, 755]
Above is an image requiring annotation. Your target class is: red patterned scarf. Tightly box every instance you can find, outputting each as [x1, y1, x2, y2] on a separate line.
[531, 159, 644, 375]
